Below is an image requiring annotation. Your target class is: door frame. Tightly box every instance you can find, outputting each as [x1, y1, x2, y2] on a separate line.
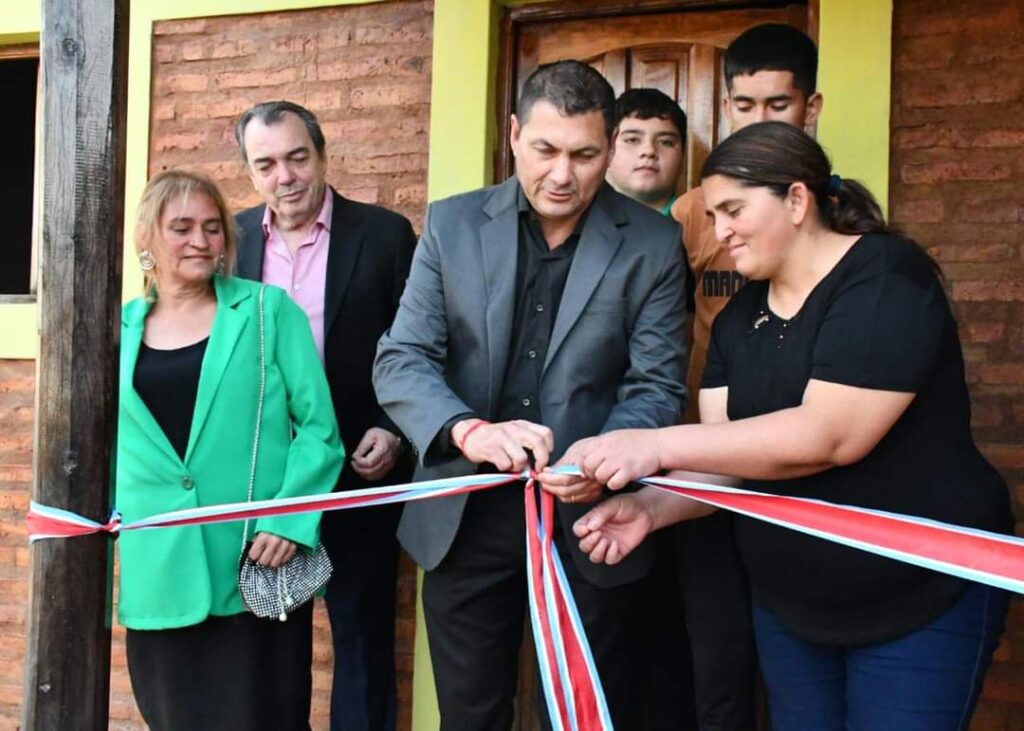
[494, 0, 819, 181]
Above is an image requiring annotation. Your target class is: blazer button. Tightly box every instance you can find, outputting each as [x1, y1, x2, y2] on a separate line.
[182, 475, 195, 490]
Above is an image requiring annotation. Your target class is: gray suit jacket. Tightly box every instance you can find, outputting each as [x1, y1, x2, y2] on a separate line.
[373, 178, 687, 586]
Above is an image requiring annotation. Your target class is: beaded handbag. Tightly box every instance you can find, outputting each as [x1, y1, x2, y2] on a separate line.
[237, 285, 333, 621]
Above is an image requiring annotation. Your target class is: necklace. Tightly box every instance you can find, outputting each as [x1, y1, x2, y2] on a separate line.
[751, 308, 791, 349]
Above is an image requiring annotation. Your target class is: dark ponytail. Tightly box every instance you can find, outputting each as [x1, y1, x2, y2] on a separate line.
[700, 122, 945, 281]
[700, 121, 889, 236]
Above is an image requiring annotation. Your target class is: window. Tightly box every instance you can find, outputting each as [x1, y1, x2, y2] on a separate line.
[0, 46, 39, 298]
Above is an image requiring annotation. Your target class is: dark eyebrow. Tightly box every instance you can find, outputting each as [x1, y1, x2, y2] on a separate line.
[709, 198, 744, 214]
[732, 93, 794, 104]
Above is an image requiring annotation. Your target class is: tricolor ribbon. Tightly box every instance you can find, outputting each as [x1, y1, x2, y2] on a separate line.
[26, 467, 1024, 731]
[524, 476, 613, 731]
[637, 474, 1024, 595]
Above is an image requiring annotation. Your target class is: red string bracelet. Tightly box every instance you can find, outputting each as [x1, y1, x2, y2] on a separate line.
[457, 419, 489, 454]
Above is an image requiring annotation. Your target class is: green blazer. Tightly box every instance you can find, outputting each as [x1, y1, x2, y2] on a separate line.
[116, 276, 345, 630]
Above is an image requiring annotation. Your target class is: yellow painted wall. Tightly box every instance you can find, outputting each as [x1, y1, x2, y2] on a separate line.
[817, 0, 892, 211]
[0, 2, 893, 729]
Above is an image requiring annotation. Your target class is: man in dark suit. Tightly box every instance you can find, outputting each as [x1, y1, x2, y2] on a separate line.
[234, 101, 416, 731]
[373, 62, 687, 729]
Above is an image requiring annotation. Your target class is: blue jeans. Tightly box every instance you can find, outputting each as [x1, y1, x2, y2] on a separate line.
[753, 582, 1009, 731]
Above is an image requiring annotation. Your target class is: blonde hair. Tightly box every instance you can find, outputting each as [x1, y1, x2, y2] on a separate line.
[134, 169, 237, 298]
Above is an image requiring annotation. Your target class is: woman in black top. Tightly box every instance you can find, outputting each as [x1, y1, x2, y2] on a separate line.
[545, 122, 1013, 729]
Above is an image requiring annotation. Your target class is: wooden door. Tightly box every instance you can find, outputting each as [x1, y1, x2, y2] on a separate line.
[497, 1, 813, 190]
[496, 6, 815, 729]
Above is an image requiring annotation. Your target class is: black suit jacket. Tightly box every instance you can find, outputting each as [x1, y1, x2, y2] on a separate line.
[236, 188, 417, 491]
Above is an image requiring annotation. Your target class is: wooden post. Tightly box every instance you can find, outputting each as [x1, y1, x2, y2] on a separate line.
[22, 0, 129, 727]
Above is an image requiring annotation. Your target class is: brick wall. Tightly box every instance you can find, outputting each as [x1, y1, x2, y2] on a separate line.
[142, 1, 431, 728]
[0, 361, 31, 730]
[149, 0, 432, 222]
[890, 1, 1024, 727]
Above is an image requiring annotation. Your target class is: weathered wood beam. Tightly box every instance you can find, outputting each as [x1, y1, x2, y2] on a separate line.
[22, 0, 129, 727]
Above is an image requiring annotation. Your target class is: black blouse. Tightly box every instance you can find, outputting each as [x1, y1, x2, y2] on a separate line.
[703, 233, 1012, 645]
[133, 337, 209, 461]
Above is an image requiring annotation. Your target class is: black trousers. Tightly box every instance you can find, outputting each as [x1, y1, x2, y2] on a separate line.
[422, 483, 641, 731]
[321, 504, 402, 731]
[636, 530, 699, 730]
[670, 512, 758, 731]
[126, 602, 314, 731]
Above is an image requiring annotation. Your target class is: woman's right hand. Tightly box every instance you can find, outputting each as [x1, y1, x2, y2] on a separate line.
[248, 532, 298, 567]
[572, 494, 655, 565]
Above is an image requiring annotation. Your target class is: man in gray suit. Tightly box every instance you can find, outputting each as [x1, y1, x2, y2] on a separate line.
[373, 60, 686, 729]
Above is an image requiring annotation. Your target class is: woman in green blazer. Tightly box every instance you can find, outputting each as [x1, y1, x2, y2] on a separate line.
[117, 170, 344, 731]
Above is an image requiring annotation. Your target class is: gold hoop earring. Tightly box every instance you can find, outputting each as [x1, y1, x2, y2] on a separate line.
[138, 250, 156, 271]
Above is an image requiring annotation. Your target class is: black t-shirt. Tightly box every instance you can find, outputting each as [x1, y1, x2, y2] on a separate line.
[134, 337, 209, 460]
[702, 233, 1012, 645]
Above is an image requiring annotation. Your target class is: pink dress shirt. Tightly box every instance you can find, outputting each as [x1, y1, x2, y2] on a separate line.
[260, 189, 332, 362]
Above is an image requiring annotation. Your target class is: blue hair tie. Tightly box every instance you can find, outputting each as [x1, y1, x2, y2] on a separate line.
[827, 174, 842, 196]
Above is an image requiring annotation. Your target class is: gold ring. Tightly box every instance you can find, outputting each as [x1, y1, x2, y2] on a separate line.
[568, 494, 576, 503]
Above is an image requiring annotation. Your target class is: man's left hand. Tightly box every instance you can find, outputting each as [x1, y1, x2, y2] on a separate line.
[351, 427, 403, 481]
[536, 437, 604, 505]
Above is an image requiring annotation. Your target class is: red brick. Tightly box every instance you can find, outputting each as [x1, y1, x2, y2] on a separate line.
[337, 187, 380, 204]
[892, 199, 944, 223]
[151, 101, 175, 122]
[318, 55, 425, 82]
[352, 22, 430, 46]
[153, 44, 178, 64]
[953, 280, 1024, 302]
[320, 119, 376, 140]
[901, 74, 1023, 108]
[217, 68, 297, 89]
[897, 0, 1020, 37]
[0, 375, 32, 394]
[964, 321, 1007, 343]
[971, 400, 1004, 427]
[315, 30, 352, 51]
[981, 444, 1024, 469]
[181, 42, 206, 61]
[162, 74, 210, 95]
[154, 131, 208, 153]
[960, 38, 1024, 65]
[895, 34, 958, 70]
[394, 184, 426, 206]
[270, 35, 316, 55]
[954, 198, 1020, 224]
[303, 90, 345, 112]
[0, 467, 30, 484]
[207, 97, 256, 120]
[894, 125, 1024, 151]
[195, 160, 242, 182]
[980, 363, 1024, 385]
[152, 18, 207, 36]
[211, 40, 257, 59]
[341, 153, 428, 175]
[349, 83, 431, 110]
[929, 244, 1014, 263]
[901, 160, 1012, 185]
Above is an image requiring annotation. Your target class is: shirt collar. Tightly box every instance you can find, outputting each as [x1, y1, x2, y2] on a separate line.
[261, 186, 333, 242]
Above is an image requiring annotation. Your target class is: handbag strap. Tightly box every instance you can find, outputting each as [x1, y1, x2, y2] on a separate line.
[240, 284, 267, 553]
